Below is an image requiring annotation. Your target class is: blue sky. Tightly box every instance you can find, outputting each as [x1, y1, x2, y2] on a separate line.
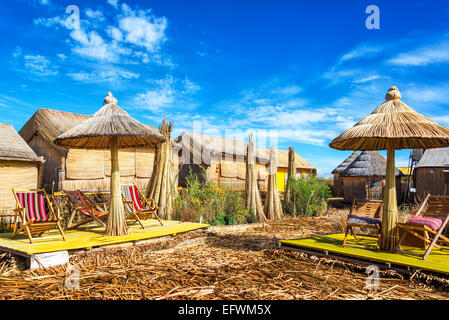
[1, 0, 449, 177]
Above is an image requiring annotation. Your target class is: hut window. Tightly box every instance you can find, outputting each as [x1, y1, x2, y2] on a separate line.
[430, 169, 435, 174]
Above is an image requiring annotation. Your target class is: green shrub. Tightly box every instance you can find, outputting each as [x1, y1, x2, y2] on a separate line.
[174, 168, 253, 225]
[286, 176, 331, 216]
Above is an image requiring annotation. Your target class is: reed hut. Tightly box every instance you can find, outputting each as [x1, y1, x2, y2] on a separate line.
[175, 131, 269, 190]
[269, 149, 316, 191]
[331, 151, 359, 197]
[0, 124, 43, 213]
[414, 148, 449, 199]
[340, 151, 402, 203]
[175, 131, 316, 190]
[19, 108, 164, 192]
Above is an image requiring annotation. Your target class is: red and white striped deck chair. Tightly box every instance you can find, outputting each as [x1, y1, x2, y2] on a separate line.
[64, 190, 109, 229]
[121, 183, 162, 228]
[12, 188, 65, 244]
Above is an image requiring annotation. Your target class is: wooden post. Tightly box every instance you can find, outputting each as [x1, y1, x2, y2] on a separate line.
[105, 136, 129, 236]
[379, 147, 398, 250]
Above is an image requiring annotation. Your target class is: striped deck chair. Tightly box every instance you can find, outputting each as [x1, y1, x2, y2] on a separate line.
[121, 183, 162, 228]
[397, 194, 449, 260]
[12, 188, 65, 244]
[64, 190, 109, 229]
[343, 199, 383, 250]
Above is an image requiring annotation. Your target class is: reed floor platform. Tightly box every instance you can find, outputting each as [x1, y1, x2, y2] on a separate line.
[0, 219, 209, 257]
[279, 234, 449, 275]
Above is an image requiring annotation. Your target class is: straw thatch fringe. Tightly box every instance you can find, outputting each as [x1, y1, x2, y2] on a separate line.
[146, 120, 178, 220]
[245, 133, 266, 222]
[341, 151, 402, 177]
[331, 151, 359, 174]
[329, 86, 449, 151]
[265, 146, 283, 219]
[54, 93, 167, 149]
[0, 124, 41, 162]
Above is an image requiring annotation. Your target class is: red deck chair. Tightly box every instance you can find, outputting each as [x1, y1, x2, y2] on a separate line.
[12, 188, 66, 244]
[121, 183, 162, 228]
[64, 190, 109, 229]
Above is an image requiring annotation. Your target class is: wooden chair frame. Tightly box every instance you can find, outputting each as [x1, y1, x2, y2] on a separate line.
[12, 188, 66, 244]
[396, 194, 449, 260]
[343, 199, 383, 250]
[121, 183, 163, 228]
[64, 190, 109, 229]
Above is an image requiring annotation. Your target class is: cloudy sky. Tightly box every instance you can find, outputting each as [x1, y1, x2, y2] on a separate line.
[1, 0, 449, 177]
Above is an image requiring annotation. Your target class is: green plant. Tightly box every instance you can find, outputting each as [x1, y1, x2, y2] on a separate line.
[174, 168, 252, 225]
[287, 176, 331, 216]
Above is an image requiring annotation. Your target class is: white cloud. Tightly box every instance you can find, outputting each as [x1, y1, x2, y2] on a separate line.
[23, 55, 58, 76]
[85, 9, 105, 21]
[387, 43, 449, 66]
[107, 0, 119, 9]
[133, 76, 200, 112]
[33, 2, 170, 66]
[67, 66, 139, 83]
[338, 45, 382, 64]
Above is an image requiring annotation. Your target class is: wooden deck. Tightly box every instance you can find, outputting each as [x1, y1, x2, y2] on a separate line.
[0, 219, 209, 257]
[279, 234, 449, 275]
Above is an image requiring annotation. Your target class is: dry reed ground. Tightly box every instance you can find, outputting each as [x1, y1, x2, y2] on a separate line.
[0, 212, 448, 300]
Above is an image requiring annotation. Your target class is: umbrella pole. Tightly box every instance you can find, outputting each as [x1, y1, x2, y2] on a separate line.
[105, 136, 129, 236]
[380, 147, 398, 250]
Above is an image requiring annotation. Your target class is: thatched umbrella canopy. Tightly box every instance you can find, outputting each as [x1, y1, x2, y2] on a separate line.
[54, 92, 167, 236]
[330, 86, 449, 250]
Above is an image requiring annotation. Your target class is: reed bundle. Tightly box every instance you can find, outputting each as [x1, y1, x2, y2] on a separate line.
[0, 217, 447, 300]
[146, 120, 178, 219]
[265, 147, 283, 219]
[245, 133, 265, 222]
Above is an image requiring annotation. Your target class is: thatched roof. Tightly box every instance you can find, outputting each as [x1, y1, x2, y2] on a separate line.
[54, 92, 166, 149]
[416, 148, 449, 168]
[330, 86, 449, 151]
[175, 131, 316, 170]
[176, 131, 267, 165]
[341, 151, 402, 177]
[331, 151, 359, 174]
[0, 123, 41, 162]
[262, 149, 315, 170]
[20, 108, 161, 154]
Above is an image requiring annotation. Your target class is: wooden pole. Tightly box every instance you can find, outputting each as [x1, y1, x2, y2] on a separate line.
[105, 136, 129, 236]
[379, 147, 398, 250]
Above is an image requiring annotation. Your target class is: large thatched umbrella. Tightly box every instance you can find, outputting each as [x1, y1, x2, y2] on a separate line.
[54, 92, 167, 236]
[330, 86, 449, 250]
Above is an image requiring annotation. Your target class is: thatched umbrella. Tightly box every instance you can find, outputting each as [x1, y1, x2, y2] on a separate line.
[54, 92, 167, 236]
[245, 132, 266, 222]
[330, 86, 449, 250]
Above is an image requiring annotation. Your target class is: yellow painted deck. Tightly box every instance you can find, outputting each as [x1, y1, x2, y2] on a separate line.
[279, 234, 449, 275]
[0, 219, 209, 256]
